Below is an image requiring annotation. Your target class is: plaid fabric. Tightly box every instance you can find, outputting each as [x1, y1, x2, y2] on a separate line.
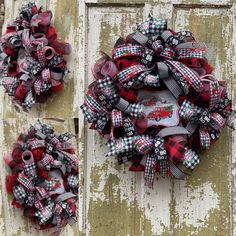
[209, 113, 226, 131]
[59, 151, 78, 170]
[17, 172, 35, 190]
[35, 186, 48, 200]
[107, 136, 134, 156]
[67, 175, 79, 188]
[113, 45, 143, 60]
[85, 94, 107, 113]
[166, 60, 203, 92]
[116, 64, 145, 83]
[133, 137, 153, 155]
[24, 161, 37, 178]
[165, 137, 186, 164]
[0, 77, 19, 96]
[111, 109, 123, 128]
[144, 154, 157, 188]
[34, 79, 43, 95]
[179, 100, 210, 125]
[97, 76, 119, 106]
[199, 127, 211, 149]
[183, 148, 200, 169]
[13, 185, 26, 202]
[154, 137, 167, 160]
[46, 178, 60, 191]
[41, 154, 54, 167]
[151, 40, 163, 53]
[35, 203, 54, 225]
[24, 90, 36, 108]
[37, 42, 46, 66]
[81, 104, 97, 123]
[137, 16, 167, 37]
[30, 139, 45, 150]
[58, 132, 74, 142]
[126, 103, 142, 118]
[175, 48, 204, 60]
[209, 80, 220, 110]
[160, 47, 174, 60]
[165, 62, 189, 94]
[158, 159, 169, 177]
[34, 199, 44, 210]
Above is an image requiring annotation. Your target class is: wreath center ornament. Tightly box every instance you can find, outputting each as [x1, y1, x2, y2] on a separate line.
[81, 15, 235, 188]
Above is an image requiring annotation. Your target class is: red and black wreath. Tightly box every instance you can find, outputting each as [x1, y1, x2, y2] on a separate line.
[4, 121, 78, 235]
[0, 2, 71, 111]
[81, 16, 235, 188]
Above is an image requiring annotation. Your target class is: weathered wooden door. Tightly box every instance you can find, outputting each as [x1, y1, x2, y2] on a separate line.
[0, 0, 236, 235]
[78, 0, 236, 236]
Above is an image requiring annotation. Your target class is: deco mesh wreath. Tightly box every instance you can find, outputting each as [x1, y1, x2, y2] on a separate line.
[0, 2, 71, 111]
[4, 121, 78, 235]
[81, 16, 235, 188]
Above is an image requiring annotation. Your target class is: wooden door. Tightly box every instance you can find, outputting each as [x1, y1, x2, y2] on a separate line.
[78, 0, 236, 236]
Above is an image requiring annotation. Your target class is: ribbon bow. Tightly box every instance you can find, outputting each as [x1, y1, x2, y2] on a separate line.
[179, 100, 226, 149]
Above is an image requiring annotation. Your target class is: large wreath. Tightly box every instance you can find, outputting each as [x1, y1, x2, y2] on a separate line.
[0, 2, 71, 111]
[5, 121, 78, 235]
[81, 16, 235, 188]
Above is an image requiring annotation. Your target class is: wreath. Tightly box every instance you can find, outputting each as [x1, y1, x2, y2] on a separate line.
[4, 121, 78, 235]
[81, 15, 235, 188]
[0, 2, 71, 111]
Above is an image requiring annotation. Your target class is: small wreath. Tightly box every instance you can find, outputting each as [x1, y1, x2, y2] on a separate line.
[81, 15, 235, 188]
[0, 2, 71, 111]
[4, 121, 78, 235]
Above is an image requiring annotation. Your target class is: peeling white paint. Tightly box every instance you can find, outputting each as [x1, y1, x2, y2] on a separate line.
[175, 182, 220, 228]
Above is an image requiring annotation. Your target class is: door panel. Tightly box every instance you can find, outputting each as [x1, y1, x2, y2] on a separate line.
[79, 1, 235, 235]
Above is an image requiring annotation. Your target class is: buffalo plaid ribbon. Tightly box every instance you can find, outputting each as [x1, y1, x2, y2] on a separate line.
[165, 137, 186, 164]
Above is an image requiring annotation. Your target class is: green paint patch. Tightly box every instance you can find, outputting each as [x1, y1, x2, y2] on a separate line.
[88, 166, 153, 236]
